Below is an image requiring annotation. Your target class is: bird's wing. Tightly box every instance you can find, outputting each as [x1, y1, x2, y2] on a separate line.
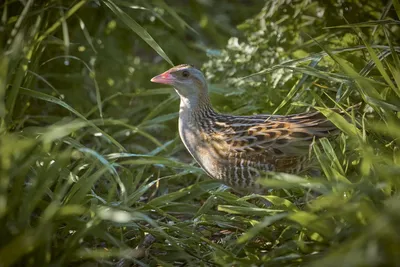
[215, 111, 338, 155]
[206, 105, 359, 173]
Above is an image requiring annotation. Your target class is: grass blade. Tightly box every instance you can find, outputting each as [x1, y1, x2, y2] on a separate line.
[103, 0, 174, 66]
[19, 88, 125, 151]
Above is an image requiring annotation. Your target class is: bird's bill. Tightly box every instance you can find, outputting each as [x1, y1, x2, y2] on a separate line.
[150, 71, 175, 85]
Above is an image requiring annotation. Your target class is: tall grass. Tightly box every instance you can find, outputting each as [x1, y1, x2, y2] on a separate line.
[1, 0, 400, 266]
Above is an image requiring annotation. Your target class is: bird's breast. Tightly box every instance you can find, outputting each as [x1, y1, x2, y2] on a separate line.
[178, 118, 224, 180]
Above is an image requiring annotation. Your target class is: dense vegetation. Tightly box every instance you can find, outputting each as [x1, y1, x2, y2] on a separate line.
[1, 0, 400, 266]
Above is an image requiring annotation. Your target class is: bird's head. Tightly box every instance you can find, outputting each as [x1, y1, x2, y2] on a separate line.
[150, 64, 208, 100]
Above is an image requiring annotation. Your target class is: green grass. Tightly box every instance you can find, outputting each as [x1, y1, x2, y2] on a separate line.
[1, 0, 400, 266]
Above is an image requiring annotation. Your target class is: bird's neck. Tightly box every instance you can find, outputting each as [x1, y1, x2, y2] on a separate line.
[178, 93, 216, 127]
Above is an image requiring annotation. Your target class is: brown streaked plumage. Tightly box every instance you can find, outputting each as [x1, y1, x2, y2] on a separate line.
[151, 64, 356, 192]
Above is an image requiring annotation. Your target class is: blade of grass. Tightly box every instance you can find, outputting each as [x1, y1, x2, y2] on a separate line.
[6, 0, 34, 46]
[118, 156, 203, 173]
[0, 54, 8, 120]
[218, 205, 285, 216]
[273, 58, 321, 114]
[19, 88, 125, 151]
[78, 17, 97, 53]
[387, 63, 400, 91]
[92, 118, 163, 148]
[390, 0, 400, 18]
[287, 211, 334, 238]
[36, 0, 87, 43]
[352, 27, 399, 97]
[372, 1, 393, 36]
[79, 147, 127, 202]
[103, 0, 174, 66]
[40, 55, 103, 118]
[147, 181, 221, 207]
[151, 0, 198, 34]
[139, 95, 178, 125]
[237, 213, 288, 244]
[64, 167, 108, 205]
[5, 15, 42, 123]
[383, 27, 400, 68]
[240, 45, 397, 80]
[60, 8, 70, 65]
[314, 107, 360, 137]
[324, 20, 400, 29]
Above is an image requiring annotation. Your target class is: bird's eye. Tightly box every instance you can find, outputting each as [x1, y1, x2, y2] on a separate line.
[182, 70, 190, 78]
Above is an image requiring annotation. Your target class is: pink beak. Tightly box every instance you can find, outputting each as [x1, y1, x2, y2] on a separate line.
[150, 71, 176, 85]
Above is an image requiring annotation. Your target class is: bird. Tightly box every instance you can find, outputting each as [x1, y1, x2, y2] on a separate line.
[150, 64, 356, 193]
